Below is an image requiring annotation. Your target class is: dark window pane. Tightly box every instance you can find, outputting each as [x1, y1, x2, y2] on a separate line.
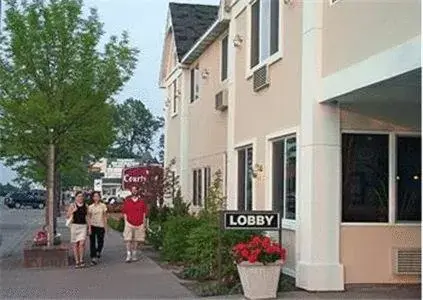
[238, 150, 246, 210]
[190, 69, 195, 103]
[250, 0, 260, 68]
[285, 137, 296, 220]
[272, 140, 284, 216]
[342, 134, 389, 222]
[198, 169, 202, 206]
[246, 147, 253, 211]
[270, 0, 279, 55]
[397, 136, 421, 222]
[193, 170, 197, 205]
[173, 80, 177, 113]
[195, 64, 200, 99]
[221, 35, 228, 81]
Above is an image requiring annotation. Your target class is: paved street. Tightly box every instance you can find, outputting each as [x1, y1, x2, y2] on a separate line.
[0, 203, 45, 259]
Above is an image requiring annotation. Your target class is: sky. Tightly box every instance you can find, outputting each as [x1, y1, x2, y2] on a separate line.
[0, 0, 220, 184]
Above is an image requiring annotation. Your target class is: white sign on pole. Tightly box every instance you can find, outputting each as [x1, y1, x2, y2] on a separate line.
[94, 179, 102, 192]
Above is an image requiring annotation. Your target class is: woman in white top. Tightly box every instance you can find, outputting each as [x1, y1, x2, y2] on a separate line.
[88, 191, 108, 265]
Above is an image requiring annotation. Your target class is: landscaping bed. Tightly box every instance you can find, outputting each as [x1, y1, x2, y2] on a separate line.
[107, 170, 301, 297]
[141, 243, 300, 297]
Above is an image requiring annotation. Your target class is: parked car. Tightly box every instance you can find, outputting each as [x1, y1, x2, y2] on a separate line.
[4, 192, 46, 209]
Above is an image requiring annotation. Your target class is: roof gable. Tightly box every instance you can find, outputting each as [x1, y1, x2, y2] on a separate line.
[169, 2, 219, 60]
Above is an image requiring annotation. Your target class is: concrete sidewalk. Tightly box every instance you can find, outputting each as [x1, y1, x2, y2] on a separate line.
[0, 217, 420, 299]
[0, 217, 194, 299]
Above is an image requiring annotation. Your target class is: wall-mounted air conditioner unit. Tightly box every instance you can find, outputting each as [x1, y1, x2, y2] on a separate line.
[215, 89, 228, 111]
[253, 65, 269, 92]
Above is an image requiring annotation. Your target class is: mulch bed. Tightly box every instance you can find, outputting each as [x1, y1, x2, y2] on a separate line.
[141, 244, 300, 297]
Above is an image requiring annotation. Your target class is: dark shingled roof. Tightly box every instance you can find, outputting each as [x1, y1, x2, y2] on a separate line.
[169, 2, 219, 60]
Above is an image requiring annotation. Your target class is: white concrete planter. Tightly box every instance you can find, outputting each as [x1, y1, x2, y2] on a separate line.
[237, 260, 283, 300]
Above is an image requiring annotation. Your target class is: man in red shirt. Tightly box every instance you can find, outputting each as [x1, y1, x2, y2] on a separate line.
[122, 185, 148, 263]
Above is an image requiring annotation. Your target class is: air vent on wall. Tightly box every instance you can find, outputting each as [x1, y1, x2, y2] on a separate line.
[253, 65, 269, 92]
[215, 89, 228, 111]
[393, 248, 421, 275]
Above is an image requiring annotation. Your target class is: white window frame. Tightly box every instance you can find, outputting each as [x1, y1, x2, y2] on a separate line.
[170, 78, 178, 117]
[341, 130, 421, 227]
[190, 64, 200, 103]
[265, 127, 298, 231]
[192, 168, 203, 207]
[220, 33, 229, 83]
[246, 0, 284, 79]
[235, 138, 257, 211]
[203, 166, 211, 204]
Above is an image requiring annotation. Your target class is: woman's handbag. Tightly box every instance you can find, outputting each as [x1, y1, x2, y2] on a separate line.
[65, 217, 73, 227]
[66, 204, 75, 227]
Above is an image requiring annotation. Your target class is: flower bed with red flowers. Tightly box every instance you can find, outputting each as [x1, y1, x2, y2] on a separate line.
[233, 235, 286, 265]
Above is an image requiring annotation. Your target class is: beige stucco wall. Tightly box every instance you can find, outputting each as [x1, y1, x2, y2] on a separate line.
[340, 107, 421, 132]
[322, 0, 421, 77]
[233, 5, 302, 210]
[341, 225, 421, 284]
[165, 112, 181, 173]
[163, 31, 178, 77]
[187, 33, 229, 204]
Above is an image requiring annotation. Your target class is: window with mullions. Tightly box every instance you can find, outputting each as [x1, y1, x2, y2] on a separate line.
[250, 0, 280, 68]
[342, 134, 389, 222]
[396, 136, 421, 222]
[238, 146, 253, 211]
[272, 136, 296, 220]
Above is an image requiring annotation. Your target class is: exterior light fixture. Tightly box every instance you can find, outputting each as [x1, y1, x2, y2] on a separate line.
[201, 69, 210, 79]
[233, 34, 243, 47]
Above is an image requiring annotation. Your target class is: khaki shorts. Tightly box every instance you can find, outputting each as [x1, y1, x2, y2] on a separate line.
[123, 221, 146, 242]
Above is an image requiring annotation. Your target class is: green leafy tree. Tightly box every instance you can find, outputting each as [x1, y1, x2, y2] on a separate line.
[0, 0, 138, 189]
[109, 98, 163, 159]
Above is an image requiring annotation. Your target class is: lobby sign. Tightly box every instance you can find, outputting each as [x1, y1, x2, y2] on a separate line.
[222, 211, 280, 230]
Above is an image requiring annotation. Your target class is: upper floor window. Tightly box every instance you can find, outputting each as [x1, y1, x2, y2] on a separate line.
[172, 79, 177, 114]
[250, 0, 280, 68]
[190, 64, 200, 103]
[221, 35, 228, 81]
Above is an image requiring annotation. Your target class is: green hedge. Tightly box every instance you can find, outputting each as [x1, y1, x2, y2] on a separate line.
[161, 215, 201, 263]
[184, 216, 261, 281]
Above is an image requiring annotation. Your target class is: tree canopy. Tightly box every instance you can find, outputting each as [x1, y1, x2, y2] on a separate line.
[0, 0, 139, 186]
[109, 97, 163, 160]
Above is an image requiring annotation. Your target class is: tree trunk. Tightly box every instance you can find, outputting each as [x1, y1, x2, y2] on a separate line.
[47, 142, 55, 246]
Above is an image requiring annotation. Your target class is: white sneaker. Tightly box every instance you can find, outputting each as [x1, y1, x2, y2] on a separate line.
[131, 250, 138, 261]
[125, 252, 131, 263]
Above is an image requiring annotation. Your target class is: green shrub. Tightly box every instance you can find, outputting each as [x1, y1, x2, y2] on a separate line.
[185, 219, 218, 277]
[146, 220, 164, 250]
[171, 189, 190, 217]
[107, 216, 124, 232]
[162, 215, 200, 263]
[180, 265, 211, 281]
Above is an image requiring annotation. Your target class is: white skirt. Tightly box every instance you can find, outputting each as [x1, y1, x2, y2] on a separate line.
[70, 223, 87, 243]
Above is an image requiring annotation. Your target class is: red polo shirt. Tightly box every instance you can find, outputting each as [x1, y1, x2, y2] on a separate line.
[123, 197, 148, 226]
